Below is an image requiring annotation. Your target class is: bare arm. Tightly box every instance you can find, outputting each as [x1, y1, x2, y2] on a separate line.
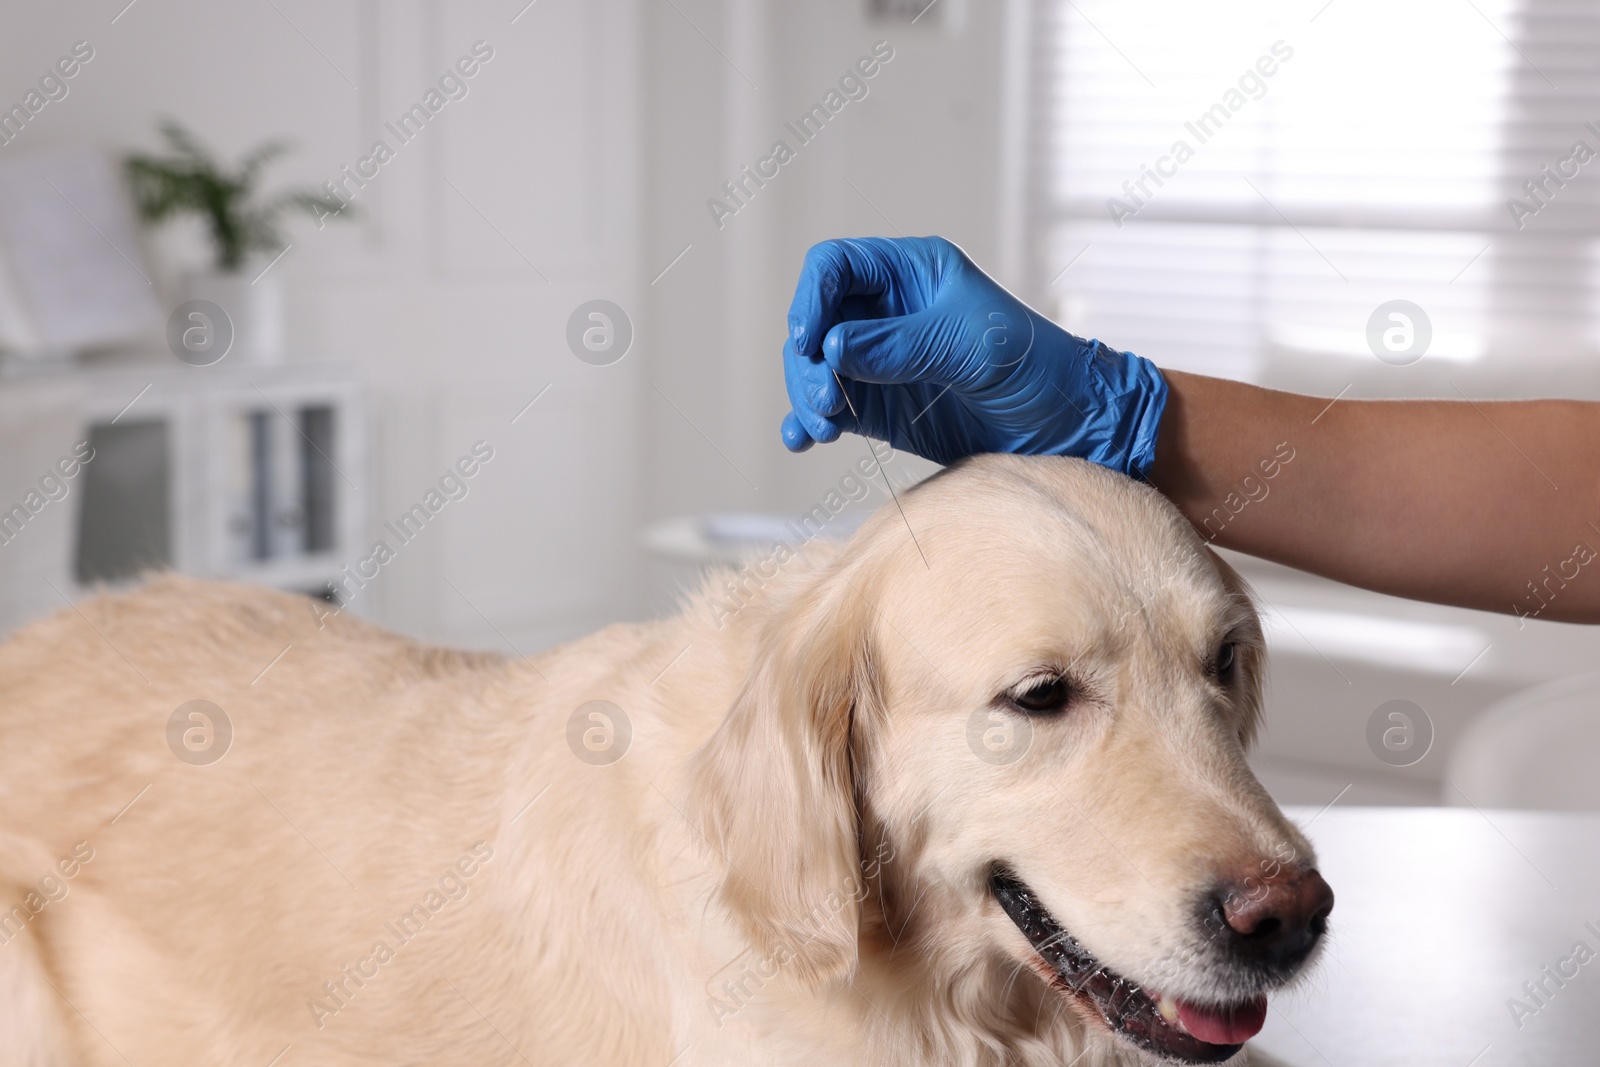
[1147, 371, 1600, 623]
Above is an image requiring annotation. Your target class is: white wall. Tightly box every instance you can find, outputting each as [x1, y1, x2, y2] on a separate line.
[0, 0, 645, 652]
[634, 0, 1006, 610]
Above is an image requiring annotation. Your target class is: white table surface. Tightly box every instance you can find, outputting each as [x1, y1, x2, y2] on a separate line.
[1254, 807, 1600, 1066]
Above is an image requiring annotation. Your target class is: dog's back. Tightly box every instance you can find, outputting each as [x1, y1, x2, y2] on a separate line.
[0, 575, 691, 1065]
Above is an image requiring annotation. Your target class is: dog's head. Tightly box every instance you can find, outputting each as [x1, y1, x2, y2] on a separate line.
[692, 455, 1330, 1063]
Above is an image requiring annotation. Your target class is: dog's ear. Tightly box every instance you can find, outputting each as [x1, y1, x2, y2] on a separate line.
[689, 566, 876, 988]
[1207, 549, 1266, 748]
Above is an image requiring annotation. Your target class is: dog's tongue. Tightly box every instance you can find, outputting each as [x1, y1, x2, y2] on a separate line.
[1175, 995, 1268, 1045]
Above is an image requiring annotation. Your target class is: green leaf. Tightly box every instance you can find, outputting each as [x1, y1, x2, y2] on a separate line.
[121, 119, 354, 272]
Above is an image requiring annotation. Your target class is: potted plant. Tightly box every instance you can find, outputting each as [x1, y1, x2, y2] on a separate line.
[124, 120, 349, 364]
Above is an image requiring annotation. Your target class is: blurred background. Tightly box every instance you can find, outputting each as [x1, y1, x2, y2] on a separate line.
[3, 0, 1599, 813]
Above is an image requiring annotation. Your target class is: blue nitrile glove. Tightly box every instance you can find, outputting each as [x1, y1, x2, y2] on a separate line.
[780, 236, 1169, 478]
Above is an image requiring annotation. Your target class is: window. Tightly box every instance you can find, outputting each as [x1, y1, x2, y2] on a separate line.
[1029, 0, 1599, 390]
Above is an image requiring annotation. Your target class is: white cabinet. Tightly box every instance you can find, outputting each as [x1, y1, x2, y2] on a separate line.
[0, 362, 366, 630]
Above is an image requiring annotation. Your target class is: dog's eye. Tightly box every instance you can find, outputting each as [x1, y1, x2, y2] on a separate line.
[1012, 677, 1073, 714]
[1214, 642, 1237, 679]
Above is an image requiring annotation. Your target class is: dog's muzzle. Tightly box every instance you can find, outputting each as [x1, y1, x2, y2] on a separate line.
[989, 866, 1328, 1063]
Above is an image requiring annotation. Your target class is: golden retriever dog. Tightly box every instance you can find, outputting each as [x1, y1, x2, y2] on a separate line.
[0, 454, 1329, 1066]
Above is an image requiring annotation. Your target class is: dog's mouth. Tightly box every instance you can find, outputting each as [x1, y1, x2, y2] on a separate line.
[989, 868, 1266, 1064]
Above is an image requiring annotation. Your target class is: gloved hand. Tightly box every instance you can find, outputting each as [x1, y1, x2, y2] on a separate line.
[781, 236, 1169, 478]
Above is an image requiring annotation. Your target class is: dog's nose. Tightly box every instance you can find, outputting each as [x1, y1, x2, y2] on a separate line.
[1211, 868, 1333, 971]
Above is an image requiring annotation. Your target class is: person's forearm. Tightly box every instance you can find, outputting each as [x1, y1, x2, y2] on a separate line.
[1148, 370, 1600, 623]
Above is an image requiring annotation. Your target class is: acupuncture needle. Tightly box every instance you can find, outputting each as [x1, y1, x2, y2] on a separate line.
[832, 369, 929, 569]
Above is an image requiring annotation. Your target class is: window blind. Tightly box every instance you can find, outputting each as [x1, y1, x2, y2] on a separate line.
[1031, 0, 1600, 390]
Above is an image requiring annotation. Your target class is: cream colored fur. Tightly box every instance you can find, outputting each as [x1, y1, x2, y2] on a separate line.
[0, 455, 1312, 1066]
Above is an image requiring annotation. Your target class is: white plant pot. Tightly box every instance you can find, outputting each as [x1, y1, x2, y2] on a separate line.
[183, 269, 285, 365]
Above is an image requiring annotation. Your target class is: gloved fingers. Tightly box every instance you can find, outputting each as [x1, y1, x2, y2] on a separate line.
[786, 333, 848, 414]
[783, 342, 855, 448]
[820, 308, 966, 386]
[782, 402, 855, 448]
[830, 380, 958, 465]
[780, 410, 816, 452]
[782, 324, 873, 452]
[787, 237, 923, 360]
